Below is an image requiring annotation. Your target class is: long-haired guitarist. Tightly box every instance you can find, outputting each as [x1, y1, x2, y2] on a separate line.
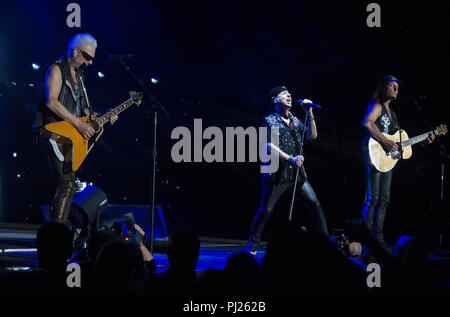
[33, 33, 118, 224]
[361, 75, 435, 253]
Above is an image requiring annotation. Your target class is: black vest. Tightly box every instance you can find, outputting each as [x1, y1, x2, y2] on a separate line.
[261, 112, 308, 185]
[374, 103, 398, 134]
[33, 56, 92, 132]
[362, 101, 400, 151]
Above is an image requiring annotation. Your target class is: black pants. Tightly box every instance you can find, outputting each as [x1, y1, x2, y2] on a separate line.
[39, 137, 76, 224]
[248, 178, 329, 248]
[362, 159, 393, 242]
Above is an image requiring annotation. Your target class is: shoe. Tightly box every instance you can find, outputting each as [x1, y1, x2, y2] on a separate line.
[380, 241, 393, 254]
[74, 178, 88, 194]
[376, 239, 393, 254]
[245, 244, 257, 255]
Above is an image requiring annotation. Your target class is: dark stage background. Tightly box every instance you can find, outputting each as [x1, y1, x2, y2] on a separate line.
[0, 0, 448, 245]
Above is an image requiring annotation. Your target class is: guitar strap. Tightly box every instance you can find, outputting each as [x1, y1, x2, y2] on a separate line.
[391, 109, 401, 130]
[78, 71, 94, 117]
[390, 108, 403, 158]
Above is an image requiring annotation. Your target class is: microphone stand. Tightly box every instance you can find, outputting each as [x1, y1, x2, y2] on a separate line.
[413, 99, 450, 251]
[119, 59, 170, 254]
[288, 106, 310, 221]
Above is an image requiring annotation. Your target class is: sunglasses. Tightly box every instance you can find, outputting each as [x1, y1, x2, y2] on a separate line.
[78, 49, 94, 61]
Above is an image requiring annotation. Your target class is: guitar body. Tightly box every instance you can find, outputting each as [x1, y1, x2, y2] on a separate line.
[368, 130, 412, 172]
[41, 91, 143, 172]
[43, 116, 104, 172]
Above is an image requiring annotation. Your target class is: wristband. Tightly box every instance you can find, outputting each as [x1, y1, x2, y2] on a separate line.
[309, 116, 315, 121]
[288, 156, 295, 164]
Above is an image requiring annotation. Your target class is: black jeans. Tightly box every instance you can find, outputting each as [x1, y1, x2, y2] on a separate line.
[362, 159, 393, 242]
[248, 178, 329, 248]
[39, 137, 76, 224]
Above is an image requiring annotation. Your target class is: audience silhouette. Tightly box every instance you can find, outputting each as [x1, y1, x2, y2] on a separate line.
[0, 220, 448, 297]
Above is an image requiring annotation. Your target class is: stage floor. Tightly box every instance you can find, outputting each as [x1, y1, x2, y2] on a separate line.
[1, 222, 449, 290]
[0, 224, 265, 273]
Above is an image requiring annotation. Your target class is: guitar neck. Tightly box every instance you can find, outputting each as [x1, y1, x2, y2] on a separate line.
[401, 129, 436, 147]
[95, 99, 135, 127]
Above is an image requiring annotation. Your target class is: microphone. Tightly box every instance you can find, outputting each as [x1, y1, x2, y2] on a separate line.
[296, 99, 322, 109]
[108, 53, 134, 61]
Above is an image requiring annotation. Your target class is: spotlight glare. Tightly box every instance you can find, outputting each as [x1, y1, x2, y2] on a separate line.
[150, 77, 158, 84]
[32, 63, 40, 70]
[97, 72, 105, 78]
[13, 152, 17, 158]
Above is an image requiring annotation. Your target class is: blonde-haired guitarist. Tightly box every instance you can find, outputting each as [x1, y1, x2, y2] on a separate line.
[33, 34, 118, 225]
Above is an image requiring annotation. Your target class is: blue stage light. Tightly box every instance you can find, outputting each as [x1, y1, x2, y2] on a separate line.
[151, 77, 158, 84]
[32, 63, 40, 70]
[98, 72, 105, 78]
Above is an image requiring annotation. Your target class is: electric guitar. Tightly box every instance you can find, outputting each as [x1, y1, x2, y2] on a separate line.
[42, 91, 143, 172]
[368, 124, 447, 172]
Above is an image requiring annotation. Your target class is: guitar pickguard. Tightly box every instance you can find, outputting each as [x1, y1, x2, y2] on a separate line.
[87, 127, 104, 152]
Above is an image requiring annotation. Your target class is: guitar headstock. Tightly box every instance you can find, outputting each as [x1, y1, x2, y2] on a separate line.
[436, 124, 448, 136]
[129, 91, 143, 106]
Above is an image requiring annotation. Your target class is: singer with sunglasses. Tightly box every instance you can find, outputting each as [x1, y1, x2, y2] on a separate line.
[246, 86, 329, 255]
[33, 33, 119, 225]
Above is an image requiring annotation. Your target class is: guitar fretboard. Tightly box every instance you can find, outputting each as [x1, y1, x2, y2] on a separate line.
[95, 99, 134, 127]
[401, 129, 437, 147]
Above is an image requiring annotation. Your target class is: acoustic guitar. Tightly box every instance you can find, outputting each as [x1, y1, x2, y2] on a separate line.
[368, 124, 447, 172]
[42, 91, 143, 171]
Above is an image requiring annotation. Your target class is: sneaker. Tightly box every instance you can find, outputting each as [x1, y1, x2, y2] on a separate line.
[374, 238, 393, 254]
[379, 240, 393, 254]
[245, 245, 257, 255]
[74, 178, 88, 194]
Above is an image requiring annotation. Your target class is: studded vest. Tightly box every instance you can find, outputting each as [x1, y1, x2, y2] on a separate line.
[261, 112, 309, 185]
[33, 56, 92, 131]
